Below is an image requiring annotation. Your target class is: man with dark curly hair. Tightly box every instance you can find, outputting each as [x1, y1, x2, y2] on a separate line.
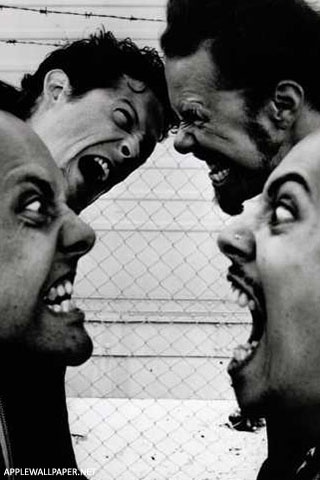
[13, 30, 175, 213]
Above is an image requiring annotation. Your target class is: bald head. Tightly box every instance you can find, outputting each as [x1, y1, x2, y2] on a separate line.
[0, 111, 54, 167]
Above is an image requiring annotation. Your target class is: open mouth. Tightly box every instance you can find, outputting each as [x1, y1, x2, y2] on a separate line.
[196, 151, 232, 187]
[43, 274, 78, 314]
[208, 165, 231, 186]
[78, 154, 112, 184]
[227, 267, 267, 374]
[77, 154, 114, 204]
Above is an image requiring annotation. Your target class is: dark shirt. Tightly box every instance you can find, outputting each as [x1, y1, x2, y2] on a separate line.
[257, 448, 320, 480]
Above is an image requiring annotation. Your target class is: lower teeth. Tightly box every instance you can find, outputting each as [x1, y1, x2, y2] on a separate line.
[47, 299, 75, 313]
[233, 341, 259, 364]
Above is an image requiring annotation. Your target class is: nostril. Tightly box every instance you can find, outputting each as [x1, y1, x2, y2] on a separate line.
[174, 133, 192, 154]
[121, 145, 131, 157]
[218, 230, 256, 261]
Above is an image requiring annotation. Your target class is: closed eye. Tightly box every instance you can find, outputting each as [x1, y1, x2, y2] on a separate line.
[179, 103, 209, 128]
[113, 108, 134, 131]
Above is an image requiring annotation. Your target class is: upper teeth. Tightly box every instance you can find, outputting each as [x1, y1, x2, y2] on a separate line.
[94, 157, 109, 180]
[47, 280, 73, 302]
[210, 168, 230, 184]
[231, 286, 255, 310]
[45, 279, 75, 314]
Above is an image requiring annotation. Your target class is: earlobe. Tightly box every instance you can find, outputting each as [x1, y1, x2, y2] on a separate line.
[43, 69, 71, 105]
[271, 80, 304, 128]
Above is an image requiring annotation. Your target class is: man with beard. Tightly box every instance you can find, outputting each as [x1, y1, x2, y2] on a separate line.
[161, 0, 320, 215]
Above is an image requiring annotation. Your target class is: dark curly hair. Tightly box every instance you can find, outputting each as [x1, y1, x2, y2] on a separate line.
[18, 30, 176, 139]
[161, 0, 320, 111]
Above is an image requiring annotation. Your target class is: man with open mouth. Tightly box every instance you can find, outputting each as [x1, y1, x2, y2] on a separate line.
[218, 131, 320, 479]
[11, 30, 175, 214]
[0, 110, 96, 477]
[161, 0, 320, 215]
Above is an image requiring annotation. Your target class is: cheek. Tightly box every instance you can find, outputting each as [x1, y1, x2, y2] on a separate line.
[260, 245, 320, 354]
[52, 114, 113, 159]
[0, 232, 55, 286]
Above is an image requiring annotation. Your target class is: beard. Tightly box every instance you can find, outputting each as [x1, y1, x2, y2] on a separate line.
[215, 110, 282, 215]
[214, 167, 268, 215]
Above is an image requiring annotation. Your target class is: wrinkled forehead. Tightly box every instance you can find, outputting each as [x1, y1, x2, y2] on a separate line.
[264, 132, 320, 196]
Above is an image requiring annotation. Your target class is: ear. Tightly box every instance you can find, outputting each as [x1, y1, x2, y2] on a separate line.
[269, 80, 304, 129]
[42, 69, 72, 106]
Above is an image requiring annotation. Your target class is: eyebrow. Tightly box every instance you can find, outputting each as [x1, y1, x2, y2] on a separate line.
[266, 172, 311, 199]
[19, 174, 56, 201]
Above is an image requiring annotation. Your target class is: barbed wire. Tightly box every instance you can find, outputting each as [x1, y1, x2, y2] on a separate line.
[0, 4, 165, 22]
[0, 38, 62, 47]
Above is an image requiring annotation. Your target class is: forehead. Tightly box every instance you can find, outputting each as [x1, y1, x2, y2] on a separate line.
[165, 45, 217, 103]
[0, 115, 63, 191]
[265, 133, 320, 193]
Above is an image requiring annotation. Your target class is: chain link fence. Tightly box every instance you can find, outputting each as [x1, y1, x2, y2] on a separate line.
[64, 137, 266, 479]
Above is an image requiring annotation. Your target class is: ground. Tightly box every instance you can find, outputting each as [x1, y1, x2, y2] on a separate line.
[68, 398, 266, 480]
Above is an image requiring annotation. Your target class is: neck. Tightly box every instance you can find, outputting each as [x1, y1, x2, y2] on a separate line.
[0, 348, 76, 469]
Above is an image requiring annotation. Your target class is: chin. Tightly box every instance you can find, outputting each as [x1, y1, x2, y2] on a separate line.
[64, 335, 93, 366]
[215, 170, 268, 215]
[34, 333, 94, 367]
[216, 190, 244, 215]
[236, 391, 267, 418]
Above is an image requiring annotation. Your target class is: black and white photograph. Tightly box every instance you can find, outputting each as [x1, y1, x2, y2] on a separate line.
[2, 1, 320, 479]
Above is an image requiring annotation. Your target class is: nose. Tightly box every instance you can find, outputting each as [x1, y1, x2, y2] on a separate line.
[119, 135, 140, 160]
[173, 127, 195, 154]
[217, 221, 256, 263]
[59, 209, 96, 258]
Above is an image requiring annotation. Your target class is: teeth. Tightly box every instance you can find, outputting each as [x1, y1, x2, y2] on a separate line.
[65, 280, 73, 296]
[232, 341, 259, 364]
[47, 299, 76, 314]
[94, 157, 109, 180]
[61, 299, 71, 313]
[45, 279, 74, 310]
[50, 304, 62, 313]
[230, 288, 240, 304]
[230, 286, 255, 310]
[210, 168, 230, 184]
[248, 300, 256, 311]
[47, 287, 57, 302]
[233, 345, 250, 363]
[238, 292, 250, 308]
[57, 284, 66, 297]
[102, 163, 109, 175]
